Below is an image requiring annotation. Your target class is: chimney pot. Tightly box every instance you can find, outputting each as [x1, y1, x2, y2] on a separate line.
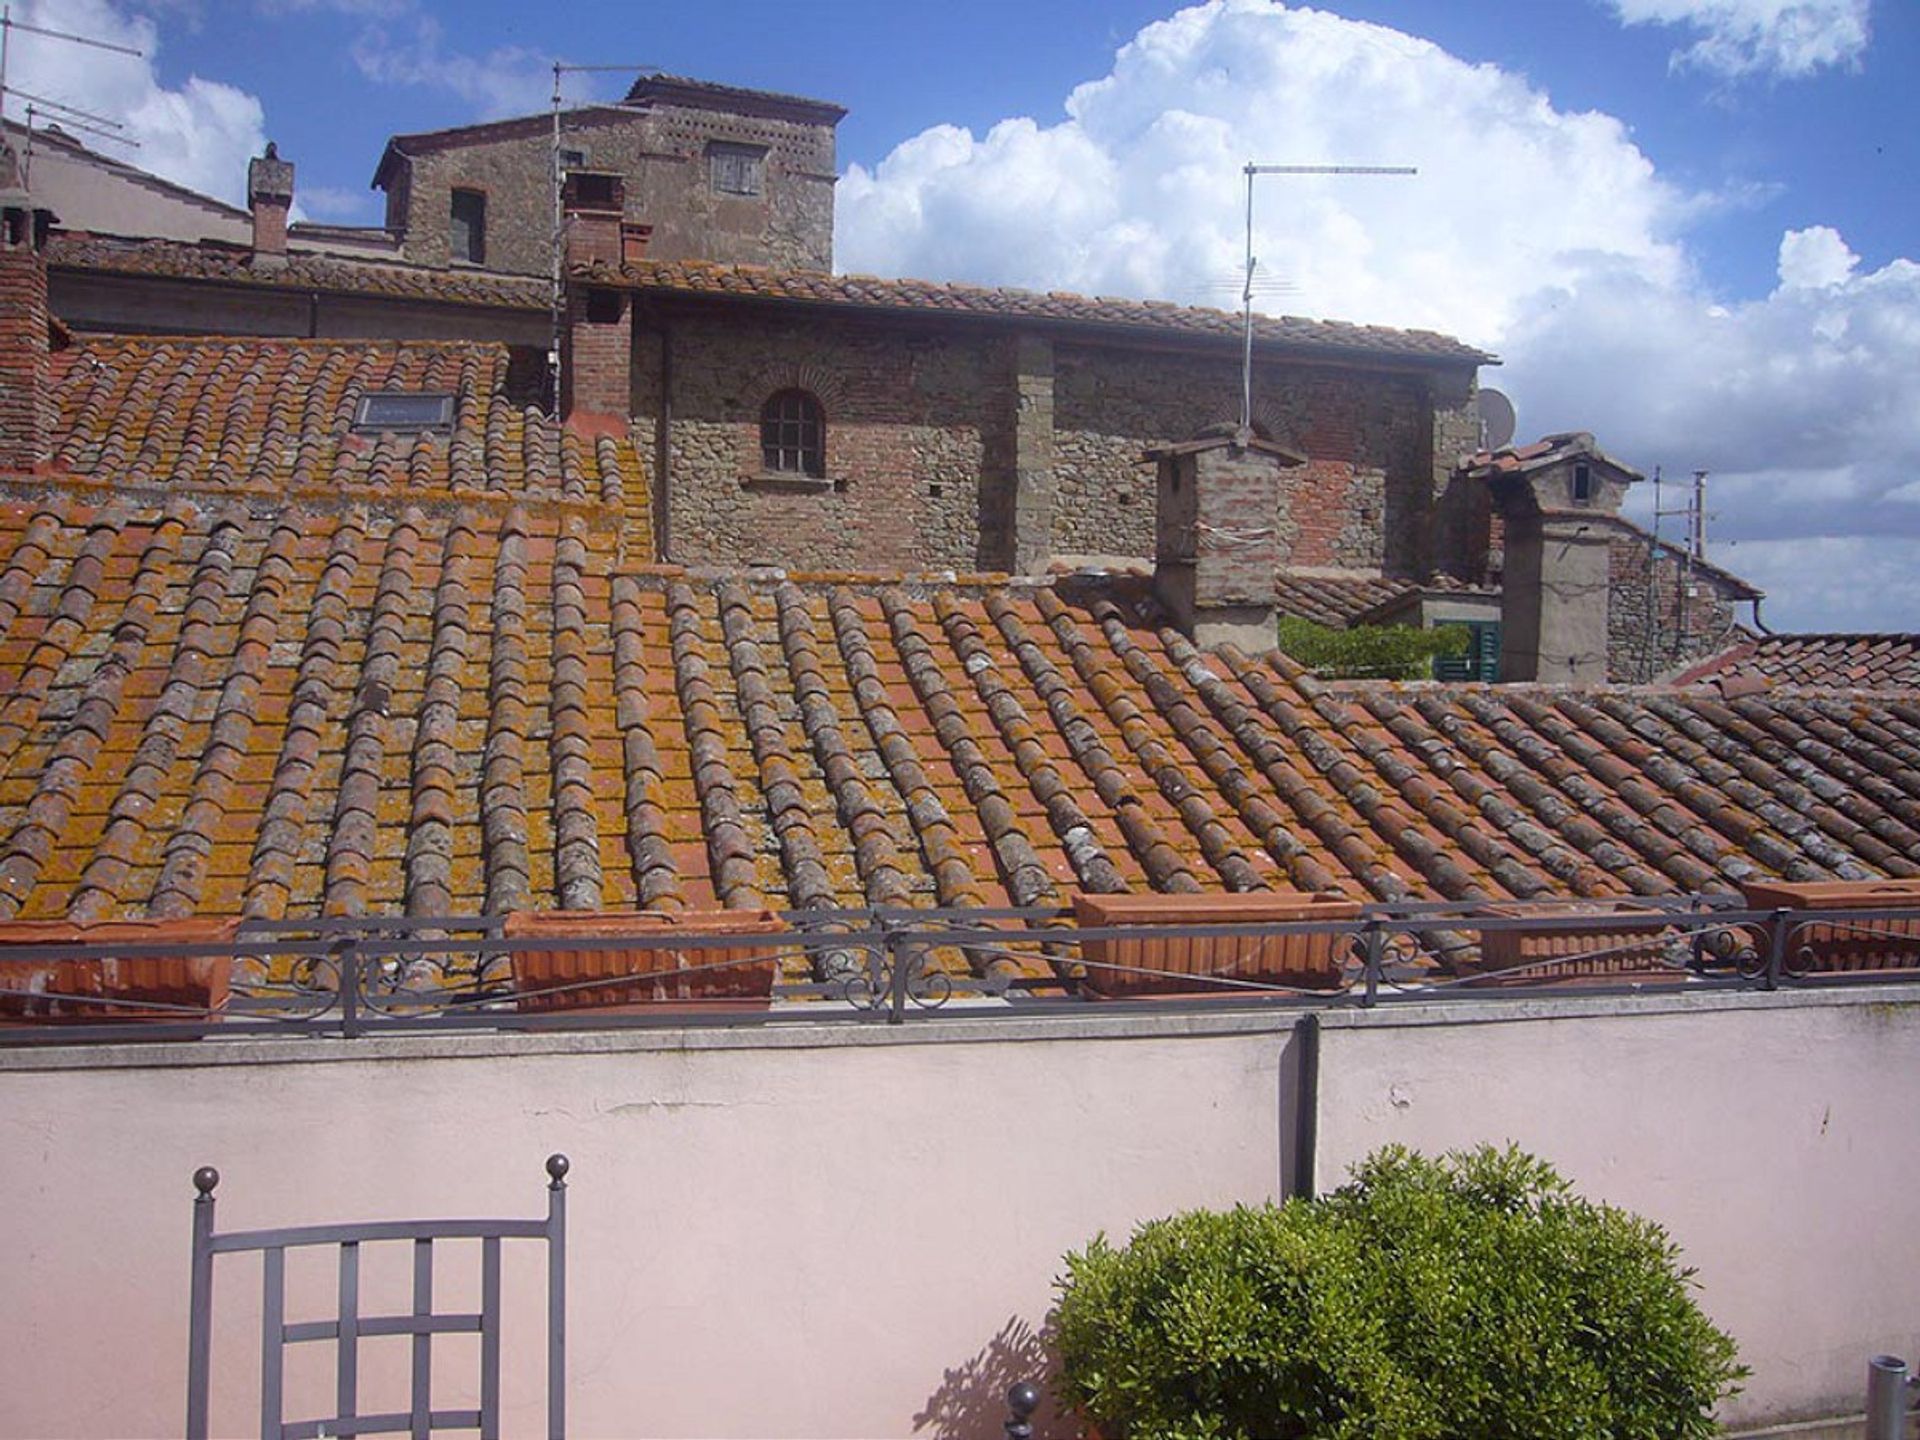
[247, 143, 294, 260]
[1149, 424, 1304, 652]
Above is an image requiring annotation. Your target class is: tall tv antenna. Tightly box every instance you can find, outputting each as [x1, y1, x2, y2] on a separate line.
[0, 6, 143, 176]
[1239, 162, 1415, 431]
[546, 60, 653, 413]
[1647, 466, 1711, 671]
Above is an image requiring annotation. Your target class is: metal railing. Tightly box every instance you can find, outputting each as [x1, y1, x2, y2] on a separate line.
[3, 895, 1919, 1045]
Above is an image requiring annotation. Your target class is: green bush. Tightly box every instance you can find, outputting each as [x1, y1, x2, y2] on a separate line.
[1052, 1145, 1745, 1440]
[1275, 616, 1468, 680]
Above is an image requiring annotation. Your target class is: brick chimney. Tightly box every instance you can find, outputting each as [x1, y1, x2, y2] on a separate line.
[247, 142, 294, 261]
[1472, 432, 1638, 685]
[1149, 423, 1305, 651]
[0, 137, 57, 474]
[559, 170, 632, 426]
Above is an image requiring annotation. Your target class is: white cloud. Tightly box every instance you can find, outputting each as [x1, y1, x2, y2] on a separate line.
[292, 185, 380, 224]
[837, 0, 1920, 632]
[350, 15, 549, 120]
[1606, 0, 1870, 79]
[5, 0, 267, 206]
[1718, 537, 1920, 632]
[1776, 225, 1857, 289]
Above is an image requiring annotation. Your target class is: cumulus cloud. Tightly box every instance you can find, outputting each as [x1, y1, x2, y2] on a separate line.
[837, 0, 1917, 631]
[4, 0, 267, 206]
[1606, 0, 1871, 80]
[841, 1, 1687, 347]
[351, 15, 550, 120]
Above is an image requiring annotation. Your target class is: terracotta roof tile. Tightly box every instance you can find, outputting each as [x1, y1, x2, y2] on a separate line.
[0, 493, 1913, 986]
[1272, 573, 1421, 629]
[48, 233, 546, 311]
[1677, 633, 1920, 692]
[578, 258, 1494, 366]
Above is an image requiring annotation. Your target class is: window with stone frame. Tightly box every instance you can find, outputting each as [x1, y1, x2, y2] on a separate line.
[760, 389, 825, 478]
[709, 142, 766, 197]
[449, 188, 486, 264]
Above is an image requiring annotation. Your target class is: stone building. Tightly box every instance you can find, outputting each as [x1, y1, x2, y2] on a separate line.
[24, 73, 1766, 683]
[372, 74, 844, 275]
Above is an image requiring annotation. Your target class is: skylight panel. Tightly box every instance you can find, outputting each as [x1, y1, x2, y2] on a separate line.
[354, 393, 455, 432]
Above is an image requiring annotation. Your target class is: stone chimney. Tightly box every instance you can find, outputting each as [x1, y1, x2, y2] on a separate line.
[560, 170, 632, 426]
[1476, 432, 1638, 685]
[0, 137, 57, 474]
[247, 142, 294, 261]
[1149, 424, 1305, 651]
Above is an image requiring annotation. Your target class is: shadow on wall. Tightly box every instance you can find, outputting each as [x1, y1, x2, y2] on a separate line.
[915, 1313, 1069, 1440]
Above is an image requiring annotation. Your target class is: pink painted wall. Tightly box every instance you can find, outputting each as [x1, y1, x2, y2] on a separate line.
[0, 1018, 1302, 1439]
[1313, 993, 1920, 1430]
[0, 990, 1915, 1438]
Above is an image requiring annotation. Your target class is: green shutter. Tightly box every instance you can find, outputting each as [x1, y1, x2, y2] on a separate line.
[1433, 621, 1501, 682]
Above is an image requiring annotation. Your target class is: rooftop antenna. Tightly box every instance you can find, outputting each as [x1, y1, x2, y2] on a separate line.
[548, 59, 653, 414]
[1, 6, 142, 179]
[1240, 162, 1415, 432]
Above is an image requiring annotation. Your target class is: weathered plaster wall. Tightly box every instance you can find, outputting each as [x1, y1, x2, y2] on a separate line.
[389, 101, 835, 276]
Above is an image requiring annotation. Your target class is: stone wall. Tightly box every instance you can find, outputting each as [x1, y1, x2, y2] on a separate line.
[639, 309, 1001, 571]
[639, 304, 1473, 576]
[1607, 533, 1747, 682]
[1051, 343, 1435, 576]
[388, 100, 836, 276]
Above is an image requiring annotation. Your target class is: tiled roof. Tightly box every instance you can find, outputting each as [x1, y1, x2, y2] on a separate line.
[1273, 574, 1417, 628]
[39, 336, 646, 524]
[1677, 634, 1920, 692]
[0, 494, 1910, 931]
[578, 258, 1497, 366]
[47, 233, 547, 311]
[1457, 430, 1643, 483]
[1271, 572, 1494, 629]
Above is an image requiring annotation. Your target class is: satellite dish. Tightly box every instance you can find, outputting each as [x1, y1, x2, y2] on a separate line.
[1476, 388, 1517, 451]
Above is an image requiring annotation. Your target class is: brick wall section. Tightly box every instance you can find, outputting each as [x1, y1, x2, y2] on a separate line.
[1607, 535, 1744, 681]
[389, 102, 835, 275]
[1192, 444, 1283, 608]
[1051, 343, 1432, 574]
[0, 234, 51, 471]
[563, 289, 633, 421]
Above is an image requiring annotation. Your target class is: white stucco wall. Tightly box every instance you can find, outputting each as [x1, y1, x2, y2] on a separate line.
[0, 989, 1914, 1438]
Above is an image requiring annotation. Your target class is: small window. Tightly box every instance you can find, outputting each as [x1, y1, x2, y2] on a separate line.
[558, 147, 588, 170]
[449, 188, 486, 264]
[1572, 461, 1594, 506]
[760, 389, 824, 477]
[355, 393, 455, 432]
[709, 142, 765, 197]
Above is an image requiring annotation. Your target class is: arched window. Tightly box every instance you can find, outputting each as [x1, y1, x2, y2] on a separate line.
[760, 389, 825, 478]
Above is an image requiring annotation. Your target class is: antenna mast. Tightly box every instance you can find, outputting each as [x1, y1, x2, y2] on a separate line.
[1240, 162, 1415, 432]
[0, 5, 143, 178]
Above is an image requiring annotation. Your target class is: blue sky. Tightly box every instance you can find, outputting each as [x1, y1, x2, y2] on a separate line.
[12, 0, 1919, 633]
